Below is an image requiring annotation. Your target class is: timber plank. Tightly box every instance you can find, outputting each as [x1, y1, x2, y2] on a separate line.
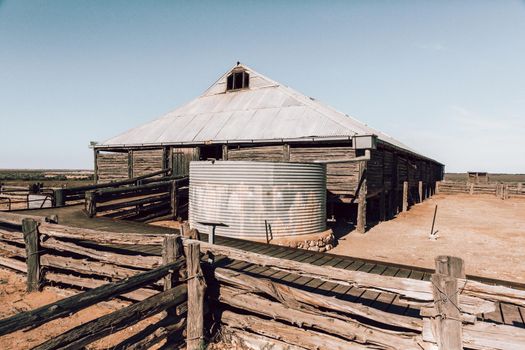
[500, 302, 525, 328]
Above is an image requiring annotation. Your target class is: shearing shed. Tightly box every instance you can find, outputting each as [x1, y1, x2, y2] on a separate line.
[92, 63, 444, 232]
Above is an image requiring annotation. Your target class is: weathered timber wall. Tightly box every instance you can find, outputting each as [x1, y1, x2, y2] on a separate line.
[228, 145, 284, 162]
[366, 149, 384, 194]
[290, 145, 358, 196]
[171, 147, 199, 177]
[132, 149, 164, 178]
[97, 152, 129, 183]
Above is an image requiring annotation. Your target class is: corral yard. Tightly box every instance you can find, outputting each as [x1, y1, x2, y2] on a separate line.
[332, 194, 525, 283]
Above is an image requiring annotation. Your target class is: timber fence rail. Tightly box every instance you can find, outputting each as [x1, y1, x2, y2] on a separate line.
[53, 168, 173, 206]
[84, 176, 189, 222]
[437, 181, 525, 199]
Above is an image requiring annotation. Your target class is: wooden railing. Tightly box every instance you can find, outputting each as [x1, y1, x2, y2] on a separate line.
[0, 212, 524, 349]
[53, 168, 173, 206]
[437, 181, 525, 199]
[84, 177, 189, 222]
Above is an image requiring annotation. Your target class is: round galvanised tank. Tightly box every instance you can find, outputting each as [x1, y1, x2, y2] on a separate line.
[189, 161, 326, 240]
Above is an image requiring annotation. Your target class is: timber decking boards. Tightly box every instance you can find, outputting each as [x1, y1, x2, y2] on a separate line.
[11, 205, 525, 329]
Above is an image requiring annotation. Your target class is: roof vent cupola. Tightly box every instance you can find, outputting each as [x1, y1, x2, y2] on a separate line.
[226, 69, 250, 91]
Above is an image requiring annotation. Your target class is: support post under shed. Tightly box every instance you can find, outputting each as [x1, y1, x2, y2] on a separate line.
[356, 160, 367, 234]
[402, 181, 408, 212]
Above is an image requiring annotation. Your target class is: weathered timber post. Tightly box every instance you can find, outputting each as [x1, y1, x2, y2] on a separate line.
[469, 183, 474, 195]
[84, 191, 96, 218]
[186, 242, 206, 350]
[283, 144, 290, 161]
[93, 149, 99, 184]
[418, 181, 423, 203]
[519, 182, 523, 194]
[22, 218, 41, 292]
[222, 144, 228, 160]
[163, 234, 181, 290]
[435, 181, 440, 195]
[356, 161, 367, 234]
[127, 150, 133, 179]
[402, 181, 408, 212]
[54, 188, 65, 207]
[435, 255, 465, 279]
[430, 256, 464, 350]
[170, 180, 178, 219]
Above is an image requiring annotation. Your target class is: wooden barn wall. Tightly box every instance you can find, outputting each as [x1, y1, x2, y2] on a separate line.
[397, 157, 408, 186]
[171, 147, 199, 177]
[132, 149, 164, 178]
[290, 146, 358, 196]
[228, 145, 284, 162]
[366, 149, 384, 194]
[383, 150, 394, 191]
[96, 152, 129, 183]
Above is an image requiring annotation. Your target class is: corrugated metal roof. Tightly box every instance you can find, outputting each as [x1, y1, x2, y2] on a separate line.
[100, 63, 419, 154]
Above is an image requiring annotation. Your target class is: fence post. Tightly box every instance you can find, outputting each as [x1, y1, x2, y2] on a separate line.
[431, 256, 464, 350]
[469, 183, 474, 195]
[186, 242, 206, 350]
[402, 181, 408, 212]
[170, 180, 178, 219]
[85, 191, 96, 218]
[418, 181, 423, 203]
[22, 218, 41, 292]
[163, 233, 182, 347]
[54, 189, 65, 207]
[162, 234, 181, 291]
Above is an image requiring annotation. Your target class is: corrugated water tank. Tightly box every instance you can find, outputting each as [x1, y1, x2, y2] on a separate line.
[189, 161, 326, 239]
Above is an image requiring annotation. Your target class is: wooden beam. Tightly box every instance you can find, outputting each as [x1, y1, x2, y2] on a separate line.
[219, 286, 421, 349]
[32, 283, 187, 350]
[186, 242, 205, 350]
[222, 144, 228, 160]
[170, 180, 178, 219]
[283, 144, 290, 161]
[356, 160, 367, 233]
[38, 223, 164, 245]
[93, 149, 99, 184]
[418, 181, 423, 202]
[128, 150, 133, 179]
[22, 218, 40, 292]
[402, 181, 408, 212]
[215, 267, 422, 331]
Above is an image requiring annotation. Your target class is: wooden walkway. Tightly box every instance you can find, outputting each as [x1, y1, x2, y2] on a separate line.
[16, 204, 525, 329]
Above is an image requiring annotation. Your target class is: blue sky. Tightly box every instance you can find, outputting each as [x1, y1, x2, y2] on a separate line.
[1, 1, 524, 172]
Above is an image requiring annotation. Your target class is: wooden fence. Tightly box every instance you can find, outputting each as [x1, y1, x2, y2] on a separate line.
[0, 212, 524, 349]
[437, 181, 525, 199]
[53, 168, 173, 206]
[0, 212, 206, 349]
[194, 240, 525, 350]
[84, 177, 189, 222]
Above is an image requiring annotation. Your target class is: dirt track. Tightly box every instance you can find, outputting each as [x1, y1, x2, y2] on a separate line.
[331, 194, 525, 283]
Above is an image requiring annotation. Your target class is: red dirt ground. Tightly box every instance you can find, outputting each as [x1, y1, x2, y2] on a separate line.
[331, 194, 525, 283]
